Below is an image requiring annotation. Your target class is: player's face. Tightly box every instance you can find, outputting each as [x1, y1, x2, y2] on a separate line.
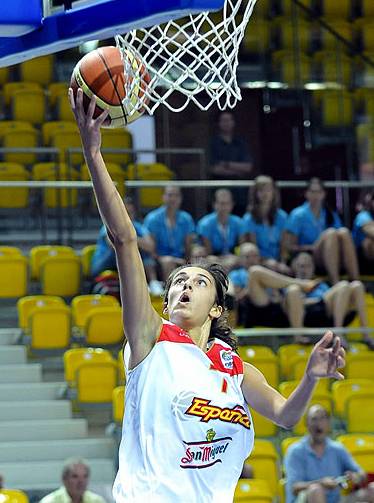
[63, 464, 89, 500]
[166, 267, 220, 329]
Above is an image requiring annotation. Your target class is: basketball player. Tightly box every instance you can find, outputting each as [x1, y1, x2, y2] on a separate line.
[69, 88, 345, 503]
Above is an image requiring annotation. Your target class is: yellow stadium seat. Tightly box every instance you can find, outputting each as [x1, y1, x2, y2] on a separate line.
[113, 385, 125, 423]
[250, 408, 277, 437]
[336, 434, 374, 472]
[320, 20, 352, 50]
[314, 51, 353, 87]
[346, 353, 374, 380]
[63, 347, 114, 385]
[320, 90, 354, 127]
[76, 359, 118, 403]
[242, 19, 271, 53]
[237, 346, 279, 387]
[278, 344, 313, 380]
[359, 20, 374, 52]
[234, 479, 273, 503]
[81, 162, 125, 197]
[0, 246, 23, 256]
[17, 295, 66, 330]
[118, 349, 125, 384]
[27, 305, 71, 351]
[80, 245, 96, 278]
[40, 255, 81, 296]
[0, 489, 29, 503]
[0, 255, 28, 297]
[345, 393, 374, 433]
[279, 0, 312, 14]
[247, 440, 280, 496]
[331, 379, 374, 418]
[279, 379, 329, 399]
[11, 89, 46, 125]
[127, 163, 174, 207]
[84, 306, 124, 346]
[272, 50, 312, 87]
[280, 436, 302, 457]
[32, 162, 80, 208]
[3, 127, 39, 165]
[362, 0, 374, 16]
[101, 128, 133, 165]
[20, 55, 54, 85]
[42, 121, 78, 146]
[3, 82, 43, 106]
[251, 0, 270, 17]
[0, 162, 30, 208]
[30, 245, 76, 280]
[0, 121, 34, 140]
[50, 129, 83, 164]
[321, 0, 351, 17]
[0, 67, 9, 86]
[56, 92, 75, 121]
[71, 294, 120, 329]
[48, 82, 69, 108]
[273, 17, 312, 51]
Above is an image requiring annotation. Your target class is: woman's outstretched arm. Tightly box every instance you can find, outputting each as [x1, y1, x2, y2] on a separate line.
[69, 88, 162, 367]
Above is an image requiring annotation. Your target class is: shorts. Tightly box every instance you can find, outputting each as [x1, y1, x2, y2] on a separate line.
[304, 300, 356, 328]
[239, 298, 289, 328]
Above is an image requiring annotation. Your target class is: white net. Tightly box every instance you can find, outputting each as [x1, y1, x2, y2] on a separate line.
[115, 0, 257, 116]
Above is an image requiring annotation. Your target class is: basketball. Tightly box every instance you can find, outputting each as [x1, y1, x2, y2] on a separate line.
[70, 46, 150, 128]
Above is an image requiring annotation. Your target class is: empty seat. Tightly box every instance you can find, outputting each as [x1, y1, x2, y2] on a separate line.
[359, 20, 374, 51]
[321, 0, 351, 17]
[272, 50, 312, 86]
[316, 89, 354, 127]
[48, 82, 69, 108]
[32, 162, 80, 208]
[337, 434, 374, 472]
[320, 20, 352, 50]
[345, 393, 374, 433]
[278, 344, 313, 380]
[346, 352, 374, 380]
[20, 55, 54, 85]
[11, 88, 46, 125]
[314, 51, 353, 87]
[56, 92, 75, 121]
[50, 129, 83, 164]
[362, 0, 374, 16]
[41, 255, 81, 296]
[27, 304, 71, 351]
[0, 162, 30, 209]
[237, 346, 279, 387]
[127, 163, 174, 207]
[247, 440, 280, 496]
[101, 128, 133, 165]
[113, 385, 125, 424]
[0, 121, 34, 140]
[3, 127, 39, 165]
[234, 479, 273, 503]
[42, 121, 78, 146]
[3, 82, 43, 107]
[0, 489, 29, 503]
[249, 408, 277, 437]
[80, 244, 96, 278]
[84, 306, 124, 346]
[280, 436, 302, 457]
[0, 255, 28, 298]
[64, 347, 114, 384]
[242, 19, 271, 53]
[0, 67, 9, 86]
[17, 295, 66, 330]
[273, 17, 312, 51]
[0, 246, 23, 256]
[331, 379, 374, 418]
[30, 245, 76, 280]
[71, 294, 120, 329]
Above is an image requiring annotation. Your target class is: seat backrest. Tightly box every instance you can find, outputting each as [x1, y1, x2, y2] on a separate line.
[249, 440, 279, 496]
[0, 489, 29, 503]
[234, 479, 273, 502]
[20, 55, 54, 86]
[42, 121, 78, 145]
[280, 436, 302, 457]
[76, 361, 117, 403]
[332, 378, 374, 417]
[17, 294, 65, 330]
[3, 82, 42, 106]
[28, 305, 71, 350]
[71, 294, 119, 328]
[12, 89, 46, 125]
[3, 128, 39, 164]
[0, 246, 23, 256]
[85, 306, 124, 346]
[346, 393, 374, 433]
[238, 345, 279, 387]
[30, 245, 76, 280]
[278, 344, 312, 380]
[48, 82, 69, 107]
[0, 256, 28, 298]
[346, 353, 374, 380]
[40, 256, 81, 296]
[80, 244, 96, 278]
[51, 130, 83, 164]
[337, 434, 374, 472]
[112, 385, 125, 423]
[64, 347, 114, 383]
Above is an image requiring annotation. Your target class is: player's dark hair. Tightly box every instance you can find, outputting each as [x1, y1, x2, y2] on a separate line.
[358, 189, 374, 218]
[306, 177, 335, 227]
[164, 262, 237, 350]
[247, 175, 279, 225]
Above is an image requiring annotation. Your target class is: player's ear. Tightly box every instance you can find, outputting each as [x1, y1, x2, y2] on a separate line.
[209, 304, 222, 320]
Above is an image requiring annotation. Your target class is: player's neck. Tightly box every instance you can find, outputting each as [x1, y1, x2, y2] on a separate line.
[188, 322, 212, 352]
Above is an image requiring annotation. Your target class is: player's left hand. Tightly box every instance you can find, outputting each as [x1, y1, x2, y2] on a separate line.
[305, 331, 345, 380]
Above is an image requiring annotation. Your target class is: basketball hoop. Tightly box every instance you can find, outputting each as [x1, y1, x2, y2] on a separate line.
[115, 0, 257, 115]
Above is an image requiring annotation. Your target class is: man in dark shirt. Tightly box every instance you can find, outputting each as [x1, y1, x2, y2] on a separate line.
[209, 111, 253, 214]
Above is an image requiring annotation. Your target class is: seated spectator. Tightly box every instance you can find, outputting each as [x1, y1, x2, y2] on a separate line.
[189, 244, 208, 263]
[143, 186, 195, 281]
[197, 189, 245, 271]
[353, 189, 374, 270]
[284, 178, 359, 284]
[91, 197, 163, 296]
[209, 111, 253, 214]
[39, 458, 105, 503]
[291, 252, 374, 349]
[242, 175, 290, 274]
[284, 404, 372, 503]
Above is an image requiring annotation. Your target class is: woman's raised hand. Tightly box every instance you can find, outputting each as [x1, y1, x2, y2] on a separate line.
[68, 87, 109, 156]
[306, 331, 346, 380]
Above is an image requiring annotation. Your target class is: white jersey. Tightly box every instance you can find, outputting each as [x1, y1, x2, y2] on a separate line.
[113, 320, 254, 503]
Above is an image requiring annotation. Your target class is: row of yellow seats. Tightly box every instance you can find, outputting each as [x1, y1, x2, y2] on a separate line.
[0, 489, 29, 503]
[0, 55, 54, 87]
[17, 294, 123, 351]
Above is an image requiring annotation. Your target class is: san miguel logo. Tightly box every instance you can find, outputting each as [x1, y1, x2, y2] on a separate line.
[180, 429, 232, 469]
[185, 397, 251, 430]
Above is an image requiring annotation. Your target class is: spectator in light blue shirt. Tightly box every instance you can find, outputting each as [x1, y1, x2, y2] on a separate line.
[284, 178, 359, 284]
[144, 186, 195, 281]
[242, 175, 290, 274]
[284, 405, 365, 503]
[197, 189, 245, 272]
[352, 190, 374, 269]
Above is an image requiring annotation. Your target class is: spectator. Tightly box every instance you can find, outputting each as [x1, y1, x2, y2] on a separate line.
[284, 178, 359, 284]
[242, 175, 290, 274]
[353, 189, 374, 270]
[284, 405, 370, 503]
[209, 111, 253, 214]
[197, 189, 245, 271]
[39, 458, 106, 503]
[291, 252, 374, 349]
[91, 197, 163, 296]
[189, 244, 208, 263]
[143, 186, 195, 281]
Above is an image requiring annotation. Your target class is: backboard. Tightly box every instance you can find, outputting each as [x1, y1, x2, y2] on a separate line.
[0, 0, 225, 67]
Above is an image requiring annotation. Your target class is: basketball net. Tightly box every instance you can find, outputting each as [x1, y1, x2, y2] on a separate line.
[115, 0, 257, 116]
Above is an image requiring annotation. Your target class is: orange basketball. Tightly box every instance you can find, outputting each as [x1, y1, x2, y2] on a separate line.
[70, 46, 150, 128]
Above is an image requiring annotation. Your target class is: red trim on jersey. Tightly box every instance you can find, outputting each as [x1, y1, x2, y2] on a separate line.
[158, 322, 195, 345]
[207, 342, 244, 376]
